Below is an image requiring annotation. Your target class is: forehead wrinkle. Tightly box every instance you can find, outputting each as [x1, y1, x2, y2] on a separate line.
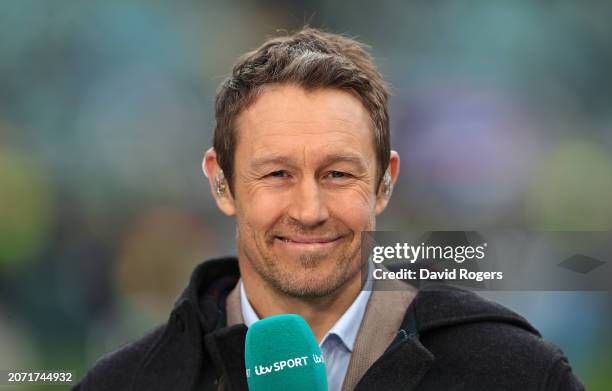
[243, 117, 367, 139]
[245, 124, 371, 149]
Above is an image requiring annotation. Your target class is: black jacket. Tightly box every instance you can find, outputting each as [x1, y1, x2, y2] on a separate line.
[74, 257, 585, 390]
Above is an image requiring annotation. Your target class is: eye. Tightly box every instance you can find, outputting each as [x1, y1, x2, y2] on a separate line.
[327, 171, 350, 179]
[268, 170, 288, 178]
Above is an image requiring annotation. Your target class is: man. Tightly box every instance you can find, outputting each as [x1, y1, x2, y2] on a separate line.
[74, 27, 584, 390]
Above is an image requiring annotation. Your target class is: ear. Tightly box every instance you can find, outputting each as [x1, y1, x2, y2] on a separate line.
[202, 147, 236, 216]
[375, 151, 400, 215]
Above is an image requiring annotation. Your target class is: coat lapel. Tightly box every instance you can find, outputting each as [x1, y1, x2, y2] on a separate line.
[226, 280, 243, 326]
[342, 277, 418, 391]
[206, 280, 248, 390]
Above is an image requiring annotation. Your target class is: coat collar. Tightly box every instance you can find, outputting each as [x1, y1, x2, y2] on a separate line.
[226, 278, 243, 326]
[343, 275, 419, 390]
[175, 257, 241, 332]
[412, 283, 540, 336]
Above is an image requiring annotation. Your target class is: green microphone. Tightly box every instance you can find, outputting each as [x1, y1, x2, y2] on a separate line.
[244, 314, 328, 390]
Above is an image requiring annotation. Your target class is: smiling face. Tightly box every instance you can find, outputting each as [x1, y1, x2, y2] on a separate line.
[205, 83, 398, 299]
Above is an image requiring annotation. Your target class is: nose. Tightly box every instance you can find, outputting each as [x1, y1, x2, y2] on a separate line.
[287, 177, 329, 228]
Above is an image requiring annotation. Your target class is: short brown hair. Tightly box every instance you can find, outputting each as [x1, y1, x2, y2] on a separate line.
[213, 27, 390, 194]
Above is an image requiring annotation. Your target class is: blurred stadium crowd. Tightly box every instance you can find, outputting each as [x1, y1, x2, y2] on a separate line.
[0, 1, 610, 389]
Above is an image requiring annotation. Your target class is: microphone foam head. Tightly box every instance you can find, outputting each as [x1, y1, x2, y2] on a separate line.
[245, 314, 328, 391]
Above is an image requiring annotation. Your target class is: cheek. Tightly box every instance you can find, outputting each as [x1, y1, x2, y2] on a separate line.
[327, 188, 376, 227]
[236, 191, 287, 230]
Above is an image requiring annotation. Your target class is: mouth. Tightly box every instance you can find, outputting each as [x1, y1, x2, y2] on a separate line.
[274, 235, 345, 250]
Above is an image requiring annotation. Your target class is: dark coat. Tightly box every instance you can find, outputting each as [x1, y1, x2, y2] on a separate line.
[73, 257, 585, 390]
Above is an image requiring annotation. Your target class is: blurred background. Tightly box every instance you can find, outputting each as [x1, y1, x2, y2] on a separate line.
[0, 0, 610, 389]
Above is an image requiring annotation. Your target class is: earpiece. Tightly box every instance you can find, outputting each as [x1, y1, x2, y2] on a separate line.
[380, 170, 393, 197]
[215, 171, 227, 196]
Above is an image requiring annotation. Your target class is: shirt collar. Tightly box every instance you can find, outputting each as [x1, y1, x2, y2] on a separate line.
[240, 280, 261, 328]
[322, 276, 372, 352]
[239, 264, 373, 352]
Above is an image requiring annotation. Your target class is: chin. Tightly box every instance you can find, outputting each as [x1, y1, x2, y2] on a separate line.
[272, 264, 357, 299]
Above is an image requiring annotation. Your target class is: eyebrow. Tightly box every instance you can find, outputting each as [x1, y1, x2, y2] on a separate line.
[250, 154, 369, 171]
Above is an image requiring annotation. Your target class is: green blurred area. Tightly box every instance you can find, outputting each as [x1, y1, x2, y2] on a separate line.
[0, 0, 611, 388]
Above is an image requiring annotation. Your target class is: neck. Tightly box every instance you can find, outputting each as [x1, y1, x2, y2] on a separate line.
[240, 261, 363, 342]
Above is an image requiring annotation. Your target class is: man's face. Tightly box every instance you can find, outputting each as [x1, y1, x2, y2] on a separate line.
[231, 84, 381, 298]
